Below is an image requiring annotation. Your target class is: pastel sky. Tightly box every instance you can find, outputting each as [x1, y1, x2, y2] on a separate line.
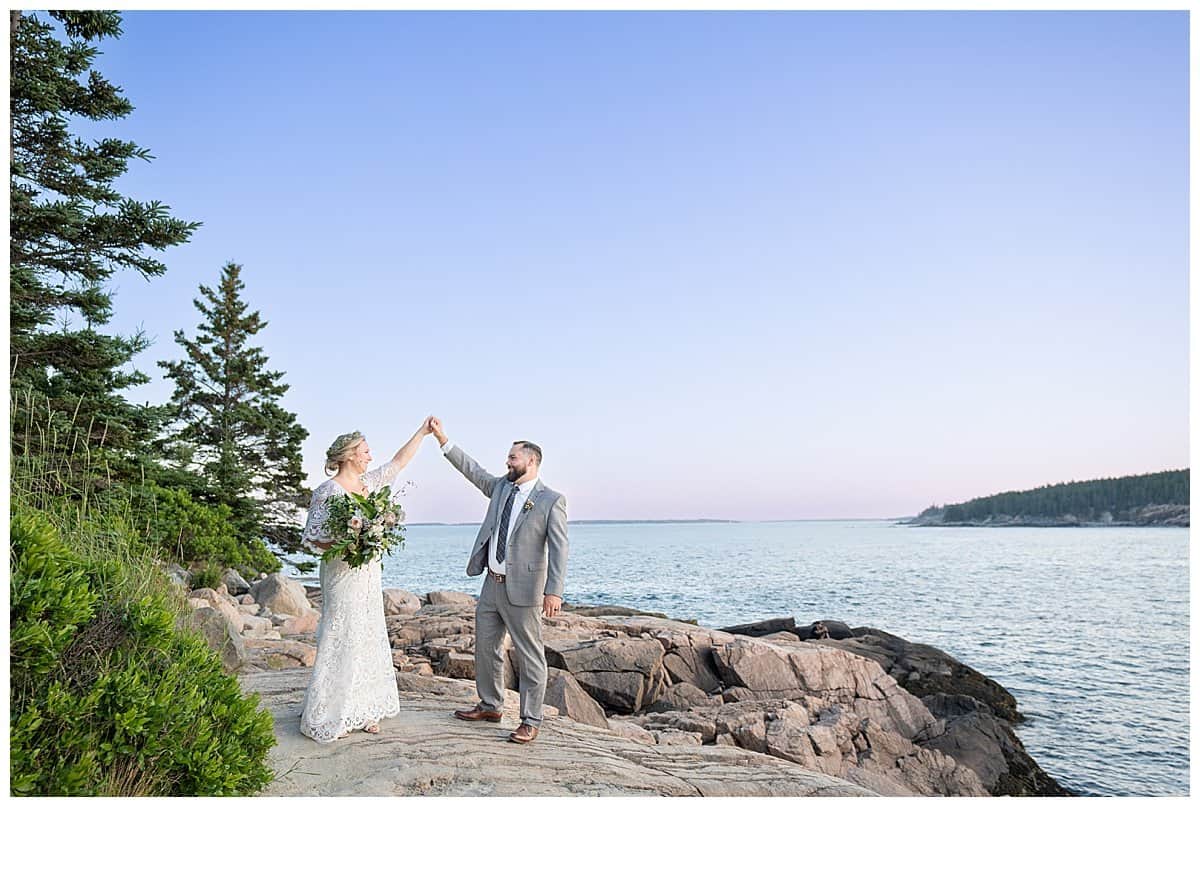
[83, 10, 1187, 522]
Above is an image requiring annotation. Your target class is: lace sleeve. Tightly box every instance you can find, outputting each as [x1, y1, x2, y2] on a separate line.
[302, 482, 336, 551]
[363, 458, 404, 492]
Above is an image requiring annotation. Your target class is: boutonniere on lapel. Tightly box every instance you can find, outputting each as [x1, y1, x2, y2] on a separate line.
[522, 499, 535, 513]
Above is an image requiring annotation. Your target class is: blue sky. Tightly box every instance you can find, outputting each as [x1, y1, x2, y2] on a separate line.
[82, 10, 1188, 521]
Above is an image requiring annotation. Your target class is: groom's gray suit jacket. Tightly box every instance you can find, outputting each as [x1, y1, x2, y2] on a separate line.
[445, 445, 568, 607]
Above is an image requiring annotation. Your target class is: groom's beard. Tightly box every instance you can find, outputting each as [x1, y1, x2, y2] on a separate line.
[507, 464, 526, 482]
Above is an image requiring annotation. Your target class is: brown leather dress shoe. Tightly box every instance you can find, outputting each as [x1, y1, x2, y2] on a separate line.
[453, 704, 503, 723]
[508, 723, 539, 744]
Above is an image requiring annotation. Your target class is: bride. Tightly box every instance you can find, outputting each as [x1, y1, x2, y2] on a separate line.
[300, 420, 434, 742]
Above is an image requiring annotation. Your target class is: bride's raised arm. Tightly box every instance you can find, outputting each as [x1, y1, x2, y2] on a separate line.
[366, 418, 434, 487]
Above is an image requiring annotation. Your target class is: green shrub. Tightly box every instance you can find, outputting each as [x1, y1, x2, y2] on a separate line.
[131, 484, 280, 576]
[11, 388, 281, 578]
[188, 562, 223, 592]
[9, 512, 102, 682]
[10, 508, 276, 796]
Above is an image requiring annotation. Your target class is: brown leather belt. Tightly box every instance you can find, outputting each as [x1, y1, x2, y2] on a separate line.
[489, 569, 506, 584]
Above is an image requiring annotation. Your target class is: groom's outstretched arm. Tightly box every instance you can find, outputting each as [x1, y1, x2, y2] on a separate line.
[429, 417, 501, 498]
[444, 444, 502, 498]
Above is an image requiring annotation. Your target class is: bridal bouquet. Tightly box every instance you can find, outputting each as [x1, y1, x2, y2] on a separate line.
[320, 486, 406, 567]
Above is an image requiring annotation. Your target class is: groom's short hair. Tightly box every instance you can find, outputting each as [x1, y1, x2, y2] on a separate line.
[513, 440, 542, 465]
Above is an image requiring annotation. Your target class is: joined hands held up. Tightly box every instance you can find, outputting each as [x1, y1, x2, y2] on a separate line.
[427, 416, 448, 446]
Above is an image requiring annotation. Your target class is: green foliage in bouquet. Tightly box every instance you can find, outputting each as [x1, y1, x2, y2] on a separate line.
[10, 509, 276, 796]
[319, 486, 405, 568]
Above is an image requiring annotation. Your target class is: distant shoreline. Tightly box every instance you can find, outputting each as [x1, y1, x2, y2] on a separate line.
[902, 519, 1188, 529]
[900, 503, 1188, 529]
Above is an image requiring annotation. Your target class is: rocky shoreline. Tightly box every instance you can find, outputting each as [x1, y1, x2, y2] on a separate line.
[181, 569, 1068, 796]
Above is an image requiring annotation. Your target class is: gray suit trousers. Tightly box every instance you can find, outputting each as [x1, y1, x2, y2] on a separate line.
[475, 574, 547, 726]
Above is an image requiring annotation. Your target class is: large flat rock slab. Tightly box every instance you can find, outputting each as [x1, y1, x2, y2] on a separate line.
[242, 669, 873, 797]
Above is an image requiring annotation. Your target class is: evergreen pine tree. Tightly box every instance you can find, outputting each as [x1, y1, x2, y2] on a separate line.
[159, 263, 310, 554]
[10, 11, 199, 478]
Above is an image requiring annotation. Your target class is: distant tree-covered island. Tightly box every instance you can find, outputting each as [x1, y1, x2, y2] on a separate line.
[904, 469, 1189, 528]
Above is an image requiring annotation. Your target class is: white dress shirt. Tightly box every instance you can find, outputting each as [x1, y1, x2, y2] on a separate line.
[442, 440, 537, 576]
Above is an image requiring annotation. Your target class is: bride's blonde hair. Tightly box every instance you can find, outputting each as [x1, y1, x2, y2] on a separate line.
[325, 431, 365, 476]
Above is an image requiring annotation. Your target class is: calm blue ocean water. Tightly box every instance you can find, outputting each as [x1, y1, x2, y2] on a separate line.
[358, 519, 1188, 796]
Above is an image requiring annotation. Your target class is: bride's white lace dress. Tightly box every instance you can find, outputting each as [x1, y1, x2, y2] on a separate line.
[299, 461, 402, 742]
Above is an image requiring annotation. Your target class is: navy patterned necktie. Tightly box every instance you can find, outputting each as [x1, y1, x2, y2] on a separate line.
[496, 483, 520, 563]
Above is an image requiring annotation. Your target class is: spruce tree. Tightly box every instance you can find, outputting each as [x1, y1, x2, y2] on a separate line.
[10, 11, 199, 477]
[159, 263, 310, 554]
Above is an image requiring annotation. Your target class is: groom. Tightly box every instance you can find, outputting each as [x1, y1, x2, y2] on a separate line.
[428, 417, 568, 744]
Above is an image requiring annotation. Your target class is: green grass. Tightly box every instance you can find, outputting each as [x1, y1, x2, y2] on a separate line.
[10, 390, 278, 796]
